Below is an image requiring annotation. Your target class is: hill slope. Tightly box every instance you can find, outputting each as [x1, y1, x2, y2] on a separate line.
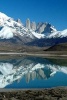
[45, 43, 67, 51]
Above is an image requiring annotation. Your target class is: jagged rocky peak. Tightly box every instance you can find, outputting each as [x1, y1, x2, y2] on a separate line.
[36, 22, 46, 33]
[16, 18, 22, 25]
[25, 18, 57, 35]
[25, 18, 36, 31]
[30, 21, 36, 31]
[26, 18, 31, 29]
[36, 22, 57, 35]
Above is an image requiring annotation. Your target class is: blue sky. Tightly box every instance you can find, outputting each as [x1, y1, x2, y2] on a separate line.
[0, 0, 67, 30]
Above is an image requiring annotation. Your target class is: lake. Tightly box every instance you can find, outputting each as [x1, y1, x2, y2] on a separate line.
[0, 56, 67, 88]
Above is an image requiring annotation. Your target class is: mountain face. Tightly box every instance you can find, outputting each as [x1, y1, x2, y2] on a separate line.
[0, 12, 45, 43]
[27, 37, 67, 47]
[0, 12, 67, 47]
[35, 22, 57, 35]
[25, 19, 57, 35]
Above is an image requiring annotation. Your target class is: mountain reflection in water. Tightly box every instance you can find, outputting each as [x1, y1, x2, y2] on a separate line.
[0, 56, 67, 88]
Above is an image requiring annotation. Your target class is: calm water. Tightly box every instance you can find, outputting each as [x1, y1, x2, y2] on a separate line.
[0, 56, 67, 88]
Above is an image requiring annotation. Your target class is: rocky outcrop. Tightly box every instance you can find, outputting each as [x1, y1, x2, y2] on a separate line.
[16, 19, 22, 25]
[31, 21, 36, 31]
[26, 18, 31, 29]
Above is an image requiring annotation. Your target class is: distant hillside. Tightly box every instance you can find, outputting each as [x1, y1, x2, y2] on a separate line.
[45, 42, 67, 51]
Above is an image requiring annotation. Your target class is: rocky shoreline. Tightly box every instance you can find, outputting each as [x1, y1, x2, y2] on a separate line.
[0, 87, 67, 100]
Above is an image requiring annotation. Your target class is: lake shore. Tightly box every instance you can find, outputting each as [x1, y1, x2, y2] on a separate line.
[0, 87, 67, 100]
[0, 51, 67, 58]
[0, 52, 67, 61]
[0, 51, 66, 61]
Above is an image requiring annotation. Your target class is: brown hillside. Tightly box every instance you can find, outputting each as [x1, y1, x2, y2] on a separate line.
[45, 43, 67, 51]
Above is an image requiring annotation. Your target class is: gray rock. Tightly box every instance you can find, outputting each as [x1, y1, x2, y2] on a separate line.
[16, 19, 22, 25]
[26, 18, 31, 29]
[36, 22, 57, 35]
[31, 22, 36, 31]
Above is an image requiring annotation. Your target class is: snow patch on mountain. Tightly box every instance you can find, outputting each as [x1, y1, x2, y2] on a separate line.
[50, 26, 57, 32]
[0, 26, 13, 39]
[0, 12, 9, 20]
[48, 29, 67, 38]
[30, 30, 45, 39]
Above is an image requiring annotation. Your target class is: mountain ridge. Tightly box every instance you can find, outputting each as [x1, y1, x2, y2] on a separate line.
[0, 12, 67, 48]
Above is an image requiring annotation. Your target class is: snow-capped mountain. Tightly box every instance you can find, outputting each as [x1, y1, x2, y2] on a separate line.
[0, 12, 45, 41]
[0, 12, 67, 47]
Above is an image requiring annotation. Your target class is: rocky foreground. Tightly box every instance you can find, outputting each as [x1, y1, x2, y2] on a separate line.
[0, 88, 67, 100]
